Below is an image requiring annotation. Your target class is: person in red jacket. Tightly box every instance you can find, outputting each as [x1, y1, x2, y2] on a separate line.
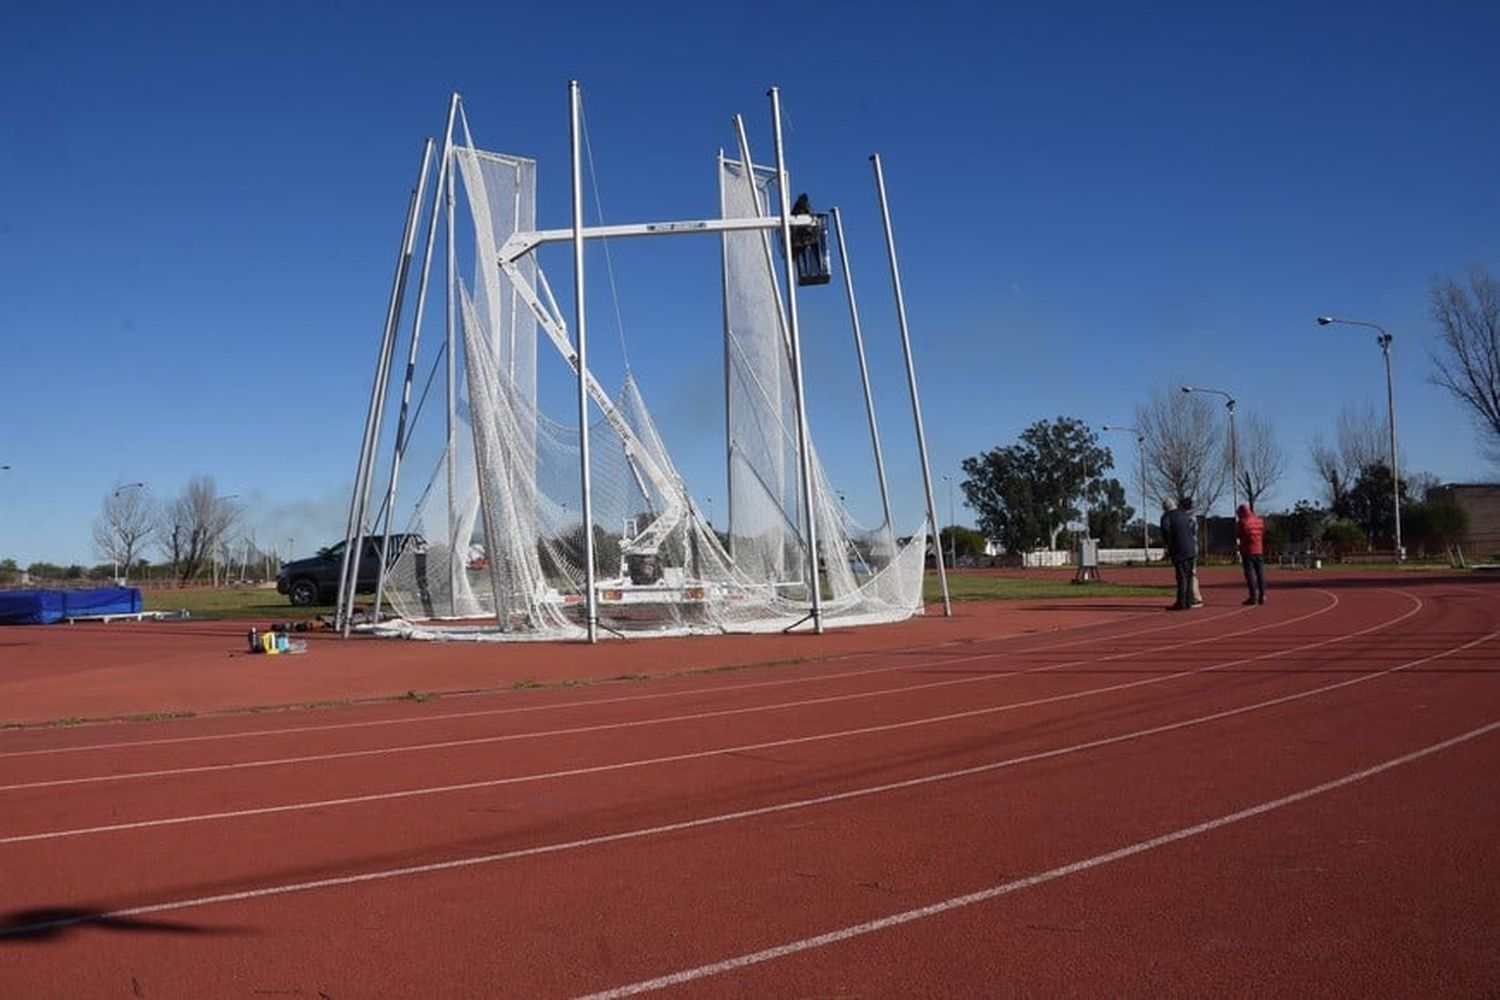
[1236, 503, 1267, 605]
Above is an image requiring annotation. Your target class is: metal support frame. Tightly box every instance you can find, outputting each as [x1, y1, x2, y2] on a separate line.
[769, 86, 824, 633]
[338, 138, 436, 635]
[368, 93, 460, 622]
[570, 80, 599, 643]
[341, 85, 939, 640]
[871, 154, 951, 616]
[830, 206, 894, 539]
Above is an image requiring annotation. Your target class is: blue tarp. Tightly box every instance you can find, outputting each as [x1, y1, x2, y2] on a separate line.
[0, 587, 143, 625]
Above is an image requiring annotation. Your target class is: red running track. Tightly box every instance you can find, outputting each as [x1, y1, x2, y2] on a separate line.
[1, 574, 1498, 997]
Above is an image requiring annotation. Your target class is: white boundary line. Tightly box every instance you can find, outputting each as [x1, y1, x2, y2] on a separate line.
[0, 593, 1341, 793]
[0, 593, 1362, 803]
[1, 609, 1490, 946]
[0, 595, 1245, 760]
[578, 715, 1500, 999]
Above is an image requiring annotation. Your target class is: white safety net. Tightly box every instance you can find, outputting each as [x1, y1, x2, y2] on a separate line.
[374, 139, 926, 639]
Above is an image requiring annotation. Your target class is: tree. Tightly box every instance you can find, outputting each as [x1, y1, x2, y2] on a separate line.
[1274, 500, 1329, 546]
[1309, 403, 1385, 510]
[960, 417, 1122, 554]
[938, 525, 987, 562]
[1402, 501, 1468, 558]
[0, 558, 18, 585]
[1429, 264, 1500, 462]
[1236, 411, 1286, 510]
[158, 476, 240, 584]
[1136, 386, 1227, 514]
[1086, 478, 1135, 547]
[1333, 463, 1406, 548]
[91, 484, 156, 581]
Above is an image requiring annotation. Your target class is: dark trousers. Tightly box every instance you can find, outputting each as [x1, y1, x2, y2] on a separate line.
[1242, 554, 1265, 602]
[1173, 558, 1196, 608]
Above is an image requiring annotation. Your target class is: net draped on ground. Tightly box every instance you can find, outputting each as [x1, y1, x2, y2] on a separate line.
[373, 134, 927, 639]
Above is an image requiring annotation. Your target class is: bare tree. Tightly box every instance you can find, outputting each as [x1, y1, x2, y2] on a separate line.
[91, 484, 156, 582]
[1236, 411, 1286, 510]
[158, 476, 240, 584]
[1308, 403, 1385, 509]
[1429, 264, 1500, 462]
[1136, 386, 1227, 514]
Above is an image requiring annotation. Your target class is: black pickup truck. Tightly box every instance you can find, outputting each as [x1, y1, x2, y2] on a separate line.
[276, 534, 423, 606]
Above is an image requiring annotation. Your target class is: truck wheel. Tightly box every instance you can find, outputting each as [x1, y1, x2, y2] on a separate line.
[288, 578, 320, 607]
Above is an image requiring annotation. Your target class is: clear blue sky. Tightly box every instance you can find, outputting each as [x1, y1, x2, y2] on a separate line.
[3, 1, 1498, 566]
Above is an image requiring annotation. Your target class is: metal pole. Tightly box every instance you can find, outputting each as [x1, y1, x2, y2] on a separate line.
[717, 149, 734, 559]
[1381, 333, 1403, 560]
[446, 127, 459, 616]
[339, 138, 435, 634]
[871, 153, 951, 616]
[830, 206, 894, 538]
[1139, 434, 1149, 564]
[372, 93, 458, 623]
[1227, 398, 1239, 561]
[769, 86, 824, 633]
[571, 80, 599, 643]
[945, 475, 956, 566]
[1315, 317, 1403, 560]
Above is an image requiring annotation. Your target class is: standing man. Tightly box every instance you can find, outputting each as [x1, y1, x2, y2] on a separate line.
[1160, 497, 1197, 610]
[1236, 503, 1266, 605]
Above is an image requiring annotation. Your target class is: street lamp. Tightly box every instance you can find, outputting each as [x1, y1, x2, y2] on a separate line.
[1317, 315, 1403, 560]
[1103, 424, 1149, 564]
[941, 474, 957, 566]
[1182, 380, 1242, 512]
[111, 482, 146, 583]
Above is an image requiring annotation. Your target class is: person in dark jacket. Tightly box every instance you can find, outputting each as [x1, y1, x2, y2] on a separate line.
[1160, 497, 1198, 610]
[1236, 503, 1267, 604]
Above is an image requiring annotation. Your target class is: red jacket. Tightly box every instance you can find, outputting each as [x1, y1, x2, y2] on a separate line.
[1237, 509, 1265, 556]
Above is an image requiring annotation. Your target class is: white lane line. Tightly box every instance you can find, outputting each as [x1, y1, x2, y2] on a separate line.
[1, 626, 1492, 943]
[0, 596, 1229, 760]
[0, 592, 1444, 850]
[0, 594, 1341, 793]
[578, 716, 1500, 999]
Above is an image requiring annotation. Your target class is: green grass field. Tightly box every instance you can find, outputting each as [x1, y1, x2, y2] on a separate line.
[142, 574, 1171, 621]
[141, 587, 327, 621]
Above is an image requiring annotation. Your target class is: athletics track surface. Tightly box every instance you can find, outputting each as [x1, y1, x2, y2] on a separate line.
[1, 568, 1496, 997]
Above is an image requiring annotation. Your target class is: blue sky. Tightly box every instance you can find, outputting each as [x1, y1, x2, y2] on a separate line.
[2, 0, 1498, 566]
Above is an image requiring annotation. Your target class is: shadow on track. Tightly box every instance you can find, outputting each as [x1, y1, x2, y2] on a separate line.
[0, 906, 235, 943]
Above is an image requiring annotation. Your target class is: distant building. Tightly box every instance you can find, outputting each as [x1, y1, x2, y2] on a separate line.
[1428, 483, 1500, 558]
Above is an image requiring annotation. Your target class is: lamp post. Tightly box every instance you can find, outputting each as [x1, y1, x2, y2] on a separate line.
[1317, 316, 1403, 561]
[1103, 425, 1149, 564]
[941, 474, 957, 567]
[111, 482, 146, 583]
[1182, 385, 1238, 557]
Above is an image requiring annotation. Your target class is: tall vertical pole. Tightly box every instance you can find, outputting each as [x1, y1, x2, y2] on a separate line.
[769, 87, 823, 633]
[830, 206, 894, 539]
[370, 93, 459, 623]
[871, 153, 951, 616]
[1138, 434, 1149, 564]
[1381, 333, 1403, 560]
[945, 475, 956, 565]
[339, 138, 435, 634]
[717, 149, 734, 558]
[1227, 399, 1239, 561]
[571, 80, 599, 642]
[445, 134, 458, 615]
